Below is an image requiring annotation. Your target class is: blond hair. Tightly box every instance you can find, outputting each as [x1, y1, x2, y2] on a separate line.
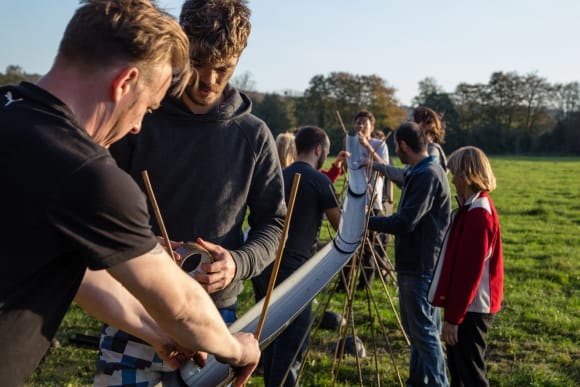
[448, 146, 496, 192]
[276, 132, 296, 169]
[180, 0, 251, 65]
[57, 0, 191, 96]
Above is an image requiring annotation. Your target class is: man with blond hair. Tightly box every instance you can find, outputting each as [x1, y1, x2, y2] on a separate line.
[0, 1, 260, 386]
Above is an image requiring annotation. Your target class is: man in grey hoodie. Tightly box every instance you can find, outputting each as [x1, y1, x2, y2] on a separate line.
[95, 1, 285, 385]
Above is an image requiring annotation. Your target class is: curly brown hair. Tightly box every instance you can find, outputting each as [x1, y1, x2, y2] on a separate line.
[413, 106, 446, 144]
[180, 0, 251, 65]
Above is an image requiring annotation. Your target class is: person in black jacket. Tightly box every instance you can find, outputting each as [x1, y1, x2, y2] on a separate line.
[368, 122, 451, 386]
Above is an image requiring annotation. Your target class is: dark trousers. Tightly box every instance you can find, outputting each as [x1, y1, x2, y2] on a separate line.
[262, 304, 311, 387]
[253, 262, 309, 387]
[447, 312, 494, 387]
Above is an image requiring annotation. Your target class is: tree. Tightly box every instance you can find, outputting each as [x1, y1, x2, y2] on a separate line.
[362, 74, 407, 132]
[552, 82, 580, 120]
[252, 93, 296, 135]
[296, 74, 334, 130]
[230, 70, 256, 92]
[413, 77, 444, 107]
[0, 65, 41, 86]
[520, 73, 551, 131]
[296, 72, 406, 153]
[453, 83, 486, 131]
[539, 112, 580, 154]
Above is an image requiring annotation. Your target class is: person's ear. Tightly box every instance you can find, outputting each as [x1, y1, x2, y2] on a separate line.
[110, 67, 139, 102]
[314, 143, 322, 156]
[399, 140, 408, 152]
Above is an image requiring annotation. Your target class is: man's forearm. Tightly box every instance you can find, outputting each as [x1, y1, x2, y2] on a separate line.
[234, 221, 283, 280]
[373, 162, 405, 185]
[75, 268, 167, 349]
[106, 249, 247, 364]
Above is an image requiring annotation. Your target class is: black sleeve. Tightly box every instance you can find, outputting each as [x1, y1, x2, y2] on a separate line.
[49, 155, 158, 269]
[320, 174, 338, 210]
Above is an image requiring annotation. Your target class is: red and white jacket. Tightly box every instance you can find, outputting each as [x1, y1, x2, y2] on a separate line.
[428, 191, 503, 325]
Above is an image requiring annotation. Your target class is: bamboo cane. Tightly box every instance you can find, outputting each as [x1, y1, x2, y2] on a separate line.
[141, 170, 176, 263]
[254, 173, 301, 341]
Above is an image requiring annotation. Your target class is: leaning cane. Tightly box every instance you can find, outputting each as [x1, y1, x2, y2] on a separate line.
[254, 173, 301, 341]
[141, 170, 177, 263]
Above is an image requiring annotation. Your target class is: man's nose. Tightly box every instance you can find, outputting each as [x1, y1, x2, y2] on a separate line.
[198, 69, 217, 85]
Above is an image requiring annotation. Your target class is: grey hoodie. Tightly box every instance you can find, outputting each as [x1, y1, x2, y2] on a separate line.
[111, 84, 286, 308]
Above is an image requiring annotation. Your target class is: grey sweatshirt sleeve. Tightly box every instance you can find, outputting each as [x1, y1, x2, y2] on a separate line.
[230, 128, 286, 281]
[373, 162, 406, 187]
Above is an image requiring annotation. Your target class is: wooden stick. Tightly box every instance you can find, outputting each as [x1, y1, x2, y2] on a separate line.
[141, 170, 176, 263]
[336, 110, 348, 136]
[254, 173, 301, 340]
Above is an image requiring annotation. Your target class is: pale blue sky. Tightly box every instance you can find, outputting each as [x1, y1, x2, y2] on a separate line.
[1, 0, 578, 105]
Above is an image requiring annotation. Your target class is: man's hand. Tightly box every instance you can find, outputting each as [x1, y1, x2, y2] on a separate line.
[358, 133, 371, 149]
[194, 237, 237, 293]
[216, 332, 260, 387]
[156, 236, 184, 262]
[153, 340, 207, 370]
[441, 321, 459, 346]
[332, 150, 351, 169]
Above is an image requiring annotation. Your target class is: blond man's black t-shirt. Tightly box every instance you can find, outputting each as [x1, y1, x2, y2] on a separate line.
[0, 82, 157, 385]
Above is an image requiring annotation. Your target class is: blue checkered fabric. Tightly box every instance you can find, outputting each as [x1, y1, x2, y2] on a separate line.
[94, 306, 237, 386]
[94, 326, 172, 386]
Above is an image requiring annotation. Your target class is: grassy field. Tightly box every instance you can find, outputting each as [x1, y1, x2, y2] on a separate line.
[27, 156, 579, 386]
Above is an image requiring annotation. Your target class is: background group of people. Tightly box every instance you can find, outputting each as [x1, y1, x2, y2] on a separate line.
[0, 1, 503, 387]
[365, 113, 503, 386]
[259, 105, 503, 387]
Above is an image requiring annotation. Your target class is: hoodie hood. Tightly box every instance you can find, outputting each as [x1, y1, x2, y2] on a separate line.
[159, 84, 252, 124]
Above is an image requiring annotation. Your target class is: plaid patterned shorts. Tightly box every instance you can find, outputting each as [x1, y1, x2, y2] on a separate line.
[94, 325, 173, 386]
[94, 306, 237, 386]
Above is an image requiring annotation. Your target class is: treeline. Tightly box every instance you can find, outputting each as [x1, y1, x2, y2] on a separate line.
[3, 65, 578, 155]
[244, 72, 408, 155]
[414, 73, 580, 155]
[241, 71, 580, 155]
[0, 65, 41, 86]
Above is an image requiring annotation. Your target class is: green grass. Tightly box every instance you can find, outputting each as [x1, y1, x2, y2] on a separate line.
[27, 157, 580, 386]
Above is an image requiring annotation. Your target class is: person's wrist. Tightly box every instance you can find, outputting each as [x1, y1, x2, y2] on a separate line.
[232, 337, 245, 366]
[215, 338, 242, 365]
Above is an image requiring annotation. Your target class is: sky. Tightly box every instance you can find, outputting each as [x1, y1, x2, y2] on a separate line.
[1, 0, 579, 106]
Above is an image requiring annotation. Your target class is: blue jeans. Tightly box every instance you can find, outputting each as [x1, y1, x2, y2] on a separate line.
[398, 272, 448, 386]
[219, 303, 238, 325]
